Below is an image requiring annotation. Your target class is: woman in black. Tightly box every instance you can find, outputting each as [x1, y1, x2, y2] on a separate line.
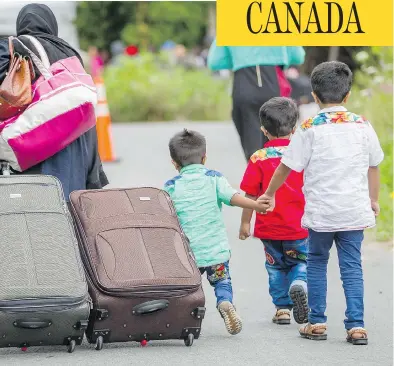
[208, 41, 305, 161]
[0, 4, 108, 198]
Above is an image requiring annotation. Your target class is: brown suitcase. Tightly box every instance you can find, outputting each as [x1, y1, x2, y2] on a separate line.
[69, 187, 205, 350]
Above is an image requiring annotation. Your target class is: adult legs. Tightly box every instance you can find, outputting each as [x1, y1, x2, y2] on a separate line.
[232, 102, 268, 161]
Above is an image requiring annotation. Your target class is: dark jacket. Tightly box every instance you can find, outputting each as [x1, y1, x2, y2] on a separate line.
[0, 4, 108, 199]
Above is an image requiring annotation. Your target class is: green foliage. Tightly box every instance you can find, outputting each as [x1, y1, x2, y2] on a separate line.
[349, 47, 393, 241]
[75, 1, 211, 52]
[75, 2, 133, 51]
[121, 2, 209, 50]
[103, 53, 231, 122]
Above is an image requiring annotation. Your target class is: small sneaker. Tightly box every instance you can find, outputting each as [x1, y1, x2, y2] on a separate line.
[217, 301, 242, 335]
[289, 283, 309, 324]
[272, 309, 291, 325]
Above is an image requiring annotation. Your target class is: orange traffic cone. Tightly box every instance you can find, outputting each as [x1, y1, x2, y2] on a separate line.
[94, 76, 118, 162]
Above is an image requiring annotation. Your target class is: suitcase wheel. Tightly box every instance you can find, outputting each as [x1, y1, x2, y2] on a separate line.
[95, 336, 104, 351]
[67, 340, 76, 353]
[184, 333, 194, 347]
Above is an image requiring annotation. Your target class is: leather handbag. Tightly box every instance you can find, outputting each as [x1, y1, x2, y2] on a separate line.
[0, 37, 34, 120]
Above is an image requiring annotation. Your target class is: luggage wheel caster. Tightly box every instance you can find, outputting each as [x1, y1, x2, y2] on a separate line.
[184, 333, 194, 347]
[95, 336, 104, 351]
[67, 340, 76, 353]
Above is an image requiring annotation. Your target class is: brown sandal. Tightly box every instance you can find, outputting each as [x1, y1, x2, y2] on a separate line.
[347, 327, 368, 345]
[299, 323, 327, 340]
[272, 309, 291, 325]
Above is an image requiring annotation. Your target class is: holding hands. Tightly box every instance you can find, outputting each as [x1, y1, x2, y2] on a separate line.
[258, 193, 275, 212]
[254, 199, 271, 214]
[238, 191, 276, 241]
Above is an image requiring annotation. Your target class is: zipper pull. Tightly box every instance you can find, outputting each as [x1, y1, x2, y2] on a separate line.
[189, 251, 197, 263]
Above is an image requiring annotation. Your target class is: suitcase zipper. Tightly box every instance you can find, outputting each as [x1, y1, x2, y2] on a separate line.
[69, 189, 202, 298]
[0, 295, 88, 312]
[0, 175, 90, 306]
[163, 193, 198, 266]
[0, 174, 73, 216]
[71, 214, 201, 297]
[95, 225, 201, 294]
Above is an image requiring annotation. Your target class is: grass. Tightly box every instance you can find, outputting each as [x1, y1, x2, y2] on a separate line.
[104, 54, 231, 122]
[349, 80, 393, 242]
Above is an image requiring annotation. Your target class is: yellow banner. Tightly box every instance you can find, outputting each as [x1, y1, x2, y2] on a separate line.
[216, 0, 393, 46]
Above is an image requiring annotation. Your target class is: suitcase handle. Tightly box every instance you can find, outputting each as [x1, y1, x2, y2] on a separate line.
[13, 319, 52, 329]
[133, 300, 169, 315]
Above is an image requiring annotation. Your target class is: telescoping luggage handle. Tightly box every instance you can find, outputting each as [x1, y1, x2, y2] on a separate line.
[132, 300, 169, 315]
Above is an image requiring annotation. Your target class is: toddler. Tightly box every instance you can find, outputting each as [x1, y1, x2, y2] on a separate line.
[239, 97, 309, 325]
[164, 129, 268, 335]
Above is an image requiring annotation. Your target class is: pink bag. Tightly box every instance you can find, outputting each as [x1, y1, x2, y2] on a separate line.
[0, 36, 97, 171]
[275, 66, 292, 98]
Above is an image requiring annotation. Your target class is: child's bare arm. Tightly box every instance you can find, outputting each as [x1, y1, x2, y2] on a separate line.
[368, 166, 380, 216]
[231, 193, 267, 213]
[241, 194, 257, 224]
[239, 194, 258, 240]
[258, 163, 292, 211]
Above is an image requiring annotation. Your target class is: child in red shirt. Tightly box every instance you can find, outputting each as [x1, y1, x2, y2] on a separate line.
[239, 97, 308, 325]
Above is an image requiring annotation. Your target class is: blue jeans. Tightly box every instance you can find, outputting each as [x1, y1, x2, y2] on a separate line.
[199, 262, 233, 306]
[262, 239, 308, 309]
[307, 229, 364, 329]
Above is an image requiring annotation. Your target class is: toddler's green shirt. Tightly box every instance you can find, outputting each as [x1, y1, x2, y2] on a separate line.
[164, 164, 237, 268]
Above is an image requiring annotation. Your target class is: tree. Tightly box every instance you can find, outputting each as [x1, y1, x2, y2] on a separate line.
[76, 1, 211, 52]
[75, 2, 134, 51]
[303, 46, 366, 75]
[121, 2, 210, 50]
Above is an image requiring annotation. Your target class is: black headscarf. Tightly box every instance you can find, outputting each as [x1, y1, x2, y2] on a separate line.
[0, 3, 83, 83]
[16, 3, 83, 65]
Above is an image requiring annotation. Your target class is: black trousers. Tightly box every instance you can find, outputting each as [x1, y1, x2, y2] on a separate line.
[232, 65, 279, 161]
[232, 102, 269, 161]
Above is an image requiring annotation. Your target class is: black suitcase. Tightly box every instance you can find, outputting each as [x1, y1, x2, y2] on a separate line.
[0, 171, 90, 353]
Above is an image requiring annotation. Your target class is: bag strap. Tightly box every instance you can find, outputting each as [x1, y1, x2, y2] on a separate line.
[8, 37, 15, 64]
[12, 37, 52, 80]
[22, 35, 51, 70]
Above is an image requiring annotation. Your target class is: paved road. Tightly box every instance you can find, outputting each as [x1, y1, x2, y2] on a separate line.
[2, 122, 393, 366]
